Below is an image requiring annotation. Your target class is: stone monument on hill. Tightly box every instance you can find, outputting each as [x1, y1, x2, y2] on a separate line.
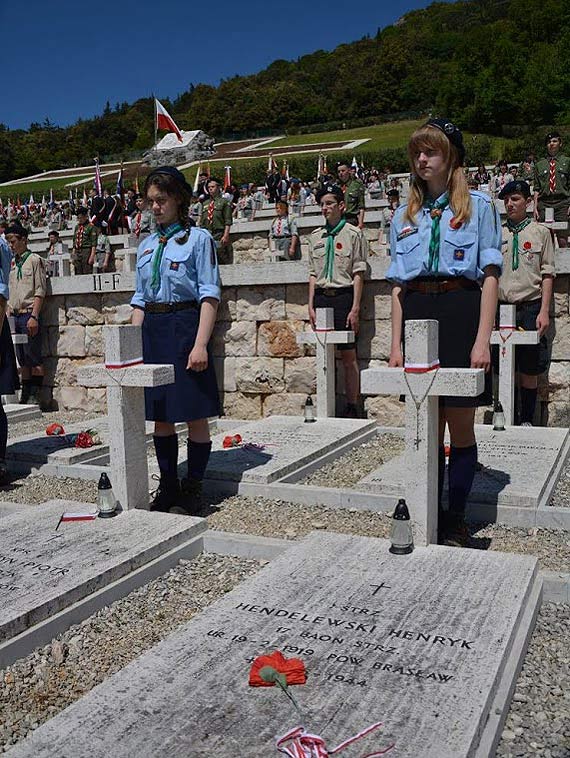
[142, 129, 216, 167]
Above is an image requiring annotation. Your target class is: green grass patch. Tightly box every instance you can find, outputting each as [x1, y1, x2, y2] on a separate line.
[0, 174, 93, 201]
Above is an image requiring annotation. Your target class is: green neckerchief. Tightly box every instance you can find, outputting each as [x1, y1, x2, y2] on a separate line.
[15, 250, 32, 280]
[506, 217, 531, 271]
[425, 194, 449, 273]
[323, 218, 346, 282]
[151, 223, 184, 289]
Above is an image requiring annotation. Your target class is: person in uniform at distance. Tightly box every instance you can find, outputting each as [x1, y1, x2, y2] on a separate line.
[496, 180, 555, 425]
[72, 207, 97, 274]
[308, 184, 368, 418]
[5, 224, 46, 406]
[337, 162, 365, 228]
[131, 196, 156, 243]
[199, 178, 233, 264]
[533, 131, 570, 248]
[0, 231, 19, 482]
[93, 221, 115, 273]
[387, 119, 502, 546]
[269, 201, 299, 260]
[131, 166, 220, 516]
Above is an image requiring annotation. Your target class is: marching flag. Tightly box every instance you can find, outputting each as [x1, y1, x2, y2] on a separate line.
[281, 160, 289, 180]
[351, 155, 359, 170]
[41, 194, 46, 209]
[49, 188, 54, 207]
[155, 98, 183, 142]
[116, 162, 124, 201]
[268, 154, 277, 172]
[193, 165, 201, 194]
[94, 158, 103, 197]
[82, 187, 88, 206]
[317, 154, 324, 177]
[29, 193, 35, 209]
[323, 155, 328, 174]
[223, 165, 232, 191]
[134, 173, 140, 194]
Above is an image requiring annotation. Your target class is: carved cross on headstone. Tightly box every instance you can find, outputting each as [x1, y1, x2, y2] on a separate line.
[296, 308, 354, 418]
[77, 326, 174, 512]
[361, 319, 484, 546]
[490, 304, 539, 426]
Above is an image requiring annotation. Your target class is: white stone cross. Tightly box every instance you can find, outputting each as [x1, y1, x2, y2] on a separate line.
[77, 326, 174, 512]
[296, 308, 354, 418]
[490, 304, 539, 425]
[361, 319, 484, 546]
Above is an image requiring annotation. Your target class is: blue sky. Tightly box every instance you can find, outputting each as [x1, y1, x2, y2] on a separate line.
[2, 0, 452, 131]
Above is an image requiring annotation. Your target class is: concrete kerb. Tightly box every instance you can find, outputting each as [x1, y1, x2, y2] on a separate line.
[536, 428, 570, 511]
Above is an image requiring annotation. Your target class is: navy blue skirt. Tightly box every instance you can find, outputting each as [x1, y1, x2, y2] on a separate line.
[142, 308, 220, 423]
[0, 317, 20, 395]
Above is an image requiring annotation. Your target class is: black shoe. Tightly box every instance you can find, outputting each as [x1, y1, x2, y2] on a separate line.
[439, 512, 470, 548]
[0, 460, 9, 485]
[341, 403, 359, 419]
[19, 385, 30, 405]
[27, 387, 41, 406]
[171, 477, 203, 516]
[149, 475, 180, 513]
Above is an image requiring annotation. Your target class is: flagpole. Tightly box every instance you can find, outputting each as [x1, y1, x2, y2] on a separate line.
[153, 97, 158, 156]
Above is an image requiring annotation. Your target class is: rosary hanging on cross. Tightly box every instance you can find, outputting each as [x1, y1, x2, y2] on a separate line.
[404, 369, 439, 450]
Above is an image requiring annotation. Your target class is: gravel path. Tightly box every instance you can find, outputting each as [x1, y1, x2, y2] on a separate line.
[0, 553, 262, 752]
[549, 459, 570, 508]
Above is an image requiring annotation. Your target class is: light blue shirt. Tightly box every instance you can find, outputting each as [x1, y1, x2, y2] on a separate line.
[0, 238, 11, 300]
[387, 191, 502, 283]
[131, 226, 221, 308]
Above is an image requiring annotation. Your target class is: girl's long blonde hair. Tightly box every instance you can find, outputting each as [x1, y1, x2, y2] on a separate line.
[405, 125, 471, 225]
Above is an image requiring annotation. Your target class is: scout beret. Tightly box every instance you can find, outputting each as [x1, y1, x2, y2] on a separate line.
[426, 118, 466, 165]
[316, 184, 344, 203]
[146, 166, 193, 195]
[498, 180, 531, 199]
[76, 207, 89, 216]
[545, 131, 561, 143]
[5, 223, 28, 237]
[387, 189, 400, 198]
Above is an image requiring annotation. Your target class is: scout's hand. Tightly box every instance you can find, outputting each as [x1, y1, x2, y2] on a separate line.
[88, 254, 95, 266]
[221, 233, 230, 246]
[346, 308, 360, 334]
[187, 344, 208, 372]
[536, 311, 550, 337]
[308, 305, 316, 329]
[388, 347, 404, 367]
[27, 317, 39, 338]
[470, 341, 491, 372]
[533, 207, 540, 222]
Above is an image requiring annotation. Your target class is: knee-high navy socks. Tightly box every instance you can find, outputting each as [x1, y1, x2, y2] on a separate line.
[438, 446, 446, 510]
[153, 435, 179, 489]
[0, 403, 7, 460]
[187, 440, 212, 481]
[448, 444, 477, 515]
[520, 387, 537, 424]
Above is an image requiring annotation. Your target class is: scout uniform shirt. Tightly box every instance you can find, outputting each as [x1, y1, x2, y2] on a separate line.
[342, 178, 365, 220]
[269, 215, 298, 255]
[200, 196, 233, 241]
[8, 251, 47, 312]
[308, 222, 368, 289]
[73, 221, 97, 254]
[533, 153, 570, 202]
[498, 220, 556, 304]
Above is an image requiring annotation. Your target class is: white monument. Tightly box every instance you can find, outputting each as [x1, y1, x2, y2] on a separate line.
[361, 319, 484, 546]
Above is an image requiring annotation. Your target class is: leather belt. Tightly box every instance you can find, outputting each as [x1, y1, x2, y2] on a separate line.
[145, 301, 198, 313]
[406, 278, 479, 294]
[315, 287, 353, 297]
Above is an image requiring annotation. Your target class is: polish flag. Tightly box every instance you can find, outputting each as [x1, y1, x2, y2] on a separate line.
[155, 98, 183, 142]
[223, 165, 232, 190]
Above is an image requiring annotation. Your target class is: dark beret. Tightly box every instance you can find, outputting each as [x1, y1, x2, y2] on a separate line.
[426, 118, 465, 166]
[146, 166, 193, 195]
[5, 223, 28, 237]
[498, 180, 531, 199]
[76, 207, 89, 216]
[545, 131, 562, 143]
[316, 184, 344, 203]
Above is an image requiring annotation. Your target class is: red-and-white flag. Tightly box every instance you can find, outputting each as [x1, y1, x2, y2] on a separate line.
[268, 154, 277, 172]
[94, 158, 103, 197]
[223, 165, 232, 191]
[155, 98, 183, 142]
[352, 156, 359, 170]
[281, 160, 289, 180]
[82, 187, 88, 206]
[317, 154, 324, 177]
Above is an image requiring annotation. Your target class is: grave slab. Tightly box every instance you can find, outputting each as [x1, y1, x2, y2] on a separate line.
[357, 425, 570, 510]
[0, 500, 205, 644]
[205, 415, 375, 484]
[6, 531, 540, 758]
[3, 404, 42, 424]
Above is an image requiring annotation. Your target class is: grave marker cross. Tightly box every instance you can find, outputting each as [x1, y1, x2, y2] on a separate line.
[361, 319, 484, 546]
[490, 304, 539, 425]
[296, 307, 354, 418]
[77, 326, 174, 512]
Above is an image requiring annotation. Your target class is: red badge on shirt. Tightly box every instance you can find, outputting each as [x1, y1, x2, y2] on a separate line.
[336, 242, 343, 250]
[450, 217, 462, 230]
[523, 241, 532, 250]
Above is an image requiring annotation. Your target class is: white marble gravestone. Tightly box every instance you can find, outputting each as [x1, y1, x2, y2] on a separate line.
[297, 308, 355, 418]
[0, 501, 205, 653]
[490, 304, 539, 425]
[6, 531, 540, 758]
[77, 326, 174, 511]
[361, 320, 484, 546]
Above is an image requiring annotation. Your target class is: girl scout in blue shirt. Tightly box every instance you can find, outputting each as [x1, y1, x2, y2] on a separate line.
[0, 235, 19, 484]
[387, 120, 502, 546]
[131, 167, 221, 515]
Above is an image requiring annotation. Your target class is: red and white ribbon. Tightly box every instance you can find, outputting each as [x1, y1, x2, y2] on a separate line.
[497, 325, 516, 331]
[105, 357, 143, 369]
[313, 328, 335, 333]
[56, 510, 99, 530]
[276, 723, 394, 758]
[404, 359, 440, 374]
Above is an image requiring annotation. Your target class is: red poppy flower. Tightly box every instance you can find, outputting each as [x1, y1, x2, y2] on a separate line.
[223, 434, 242, 449]
[336, 242, 343, 250]
[46, 423, 65, 436]
[523, 241, 532, 250]
[249, 650, 306, 687]
[75, 432, 94, 448]
[450, 217, 462, 230]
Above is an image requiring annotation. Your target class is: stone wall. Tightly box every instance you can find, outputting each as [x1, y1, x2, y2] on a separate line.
[40, 263, 570, 427]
